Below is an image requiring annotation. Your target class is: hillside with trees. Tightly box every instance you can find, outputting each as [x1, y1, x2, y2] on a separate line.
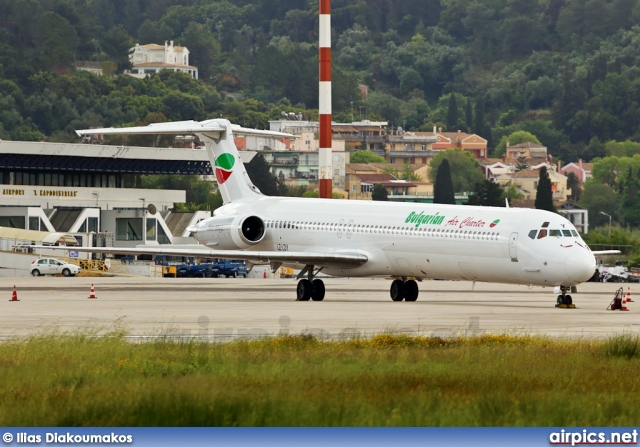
[3, 0, 640, 226]
[1, 0, 640, 158]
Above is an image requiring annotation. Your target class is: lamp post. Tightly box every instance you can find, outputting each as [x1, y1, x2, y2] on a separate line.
[140, 198, 147, 244]
[600, 211, 612, 238]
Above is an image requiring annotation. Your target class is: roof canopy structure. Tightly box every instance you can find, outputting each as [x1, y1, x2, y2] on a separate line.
[0, 227, 79, 245]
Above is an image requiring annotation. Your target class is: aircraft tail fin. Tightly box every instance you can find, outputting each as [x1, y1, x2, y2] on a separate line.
[76, 119, 294, 204]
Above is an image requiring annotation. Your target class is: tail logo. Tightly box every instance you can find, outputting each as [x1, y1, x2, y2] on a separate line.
[489, 219, 500, 228]
[215, 153, 235, 184]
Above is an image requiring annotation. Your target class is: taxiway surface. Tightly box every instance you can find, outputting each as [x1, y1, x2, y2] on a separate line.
[0, 277, 637, 338]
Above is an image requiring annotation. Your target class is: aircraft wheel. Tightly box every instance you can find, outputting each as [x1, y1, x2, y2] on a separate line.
[390, 279, 405, 301]
[557, 296, 563, 306]
[297, 279, 312, 301]
[404, 280, 419, 302]
[565, 295, 572, 305]
[311, 279, 325, 301]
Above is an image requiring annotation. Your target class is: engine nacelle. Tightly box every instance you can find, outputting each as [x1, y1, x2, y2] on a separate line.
[194, 215, 266, 249]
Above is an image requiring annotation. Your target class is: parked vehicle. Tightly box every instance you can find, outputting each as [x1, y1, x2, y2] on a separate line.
[31, 258, 81, 277]
[212, 260, 247, 278]
[176, 263, 219, 278]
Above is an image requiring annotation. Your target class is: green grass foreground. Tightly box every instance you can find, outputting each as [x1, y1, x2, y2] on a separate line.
[1, 331, 639, 426]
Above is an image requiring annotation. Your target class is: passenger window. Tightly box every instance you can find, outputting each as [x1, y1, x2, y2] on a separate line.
[537, 229, 547, 239]
[528, 230, 537, 239]
[562, 230, 572, 237]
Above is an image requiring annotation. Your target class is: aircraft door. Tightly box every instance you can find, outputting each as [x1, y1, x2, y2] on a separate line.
[346, 220, 353, 239]
[509, 232, 518, 262]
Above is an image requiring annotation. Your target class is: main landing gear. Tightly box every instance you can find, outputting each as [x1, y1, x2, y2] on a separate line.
[296, 265, 325, 301]
[390, 278, 419, 302]
[555, 285, 576, 309]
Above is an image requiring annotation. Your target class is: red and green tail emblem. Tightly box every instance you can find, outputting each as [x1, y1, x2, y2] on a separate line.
[215, 153, 235, 184]
[489, 219, 500, 228]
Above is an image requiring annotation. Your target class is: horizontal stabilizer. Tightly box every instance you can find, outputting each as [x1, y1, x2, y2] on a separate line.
[76, 119, 294, 139]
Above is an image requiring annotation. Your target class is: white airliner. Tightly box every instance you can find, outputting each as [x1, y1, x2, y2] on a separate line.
[37, 119, 605, 305]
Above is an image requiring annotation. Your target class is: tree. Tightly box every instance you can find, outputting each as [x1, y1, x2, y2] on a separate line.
[140, 174, 213, 208]
[428, 149, 484, 193]
[245, 153, 279, 196]
[465, 97, 473, 131]
[621, 167, 640, 226]
[494, 131, 542, 157]
[566, 172, 581, 201]
[473, 96, 486, 136]
[535, 166, 555, 212]
[350, 150, 386, 164]
[502, 183, 524, 203]
[467, 180, 504, 207]
[579, 180, 620, 226]
[433, 159, 456, 204]
[33, 12, 80, 70]
[515, 154, 530, 172]
[101, 25, 134, 72]
[446, 93, 458, 131]
[372, 184, 388, 201]
[179, 22, 222, 82]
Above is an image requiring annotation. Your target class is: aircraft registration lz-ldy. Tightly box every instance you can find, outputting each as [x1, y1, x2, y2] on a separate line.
[36, 119, 609, 305]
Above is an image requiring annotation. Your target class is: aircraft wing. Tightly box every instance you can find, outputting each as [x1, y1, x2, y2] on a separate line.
[29, 245, 368, 269]
[75, 120, 294, 139]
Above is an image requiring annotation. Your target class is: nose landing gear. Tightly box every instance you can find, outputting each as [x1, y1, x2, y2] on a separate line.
[555, 285, 576, 309]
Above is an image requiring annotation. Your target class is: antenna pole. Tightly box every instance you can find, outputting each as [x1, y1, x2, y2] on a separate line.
[318, 0, 333, 199]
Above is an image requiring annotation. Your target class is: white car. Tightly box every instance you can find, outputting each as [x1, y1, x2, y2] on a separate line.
[31, 258, 81, 277]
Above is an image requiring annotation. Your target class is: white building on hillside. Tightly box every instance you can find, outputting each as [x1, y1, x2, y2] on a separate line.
[128, 41, 198, 79]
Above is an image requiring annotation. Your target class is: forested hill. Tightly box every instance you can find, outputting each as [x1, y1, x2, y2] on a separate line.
[2, 0, 640, 163]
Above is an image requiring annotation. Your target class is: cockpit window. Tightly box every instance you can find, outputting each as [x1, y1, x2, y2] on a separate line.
[550, 229, 562, 237]
[571, 230, 578, 237]
[562, 230, 572, 237]
[537, 229, 547, 239]
[528, 230, 537, 239]
[542, 222, 549, 228]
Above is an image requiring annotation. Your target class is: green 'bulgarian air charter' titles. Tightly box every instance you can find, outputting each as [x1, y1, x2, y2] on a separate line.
[405, 211, 500, 229]
[405, 211, 445, 227]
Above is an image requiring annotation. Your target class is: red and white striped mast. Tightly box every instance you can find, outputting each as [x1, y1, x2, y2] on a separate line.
[318, 0, 332, 198]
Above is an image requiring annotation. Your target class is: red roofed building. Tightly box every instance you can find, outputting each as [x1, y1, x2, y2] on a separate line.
[559, 159, 593, 187]
[431, 127, 488, 158]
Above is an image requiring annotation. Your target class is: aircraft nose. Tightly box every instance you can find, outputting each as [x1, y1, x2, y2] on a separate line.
[565, 252, 596, 283]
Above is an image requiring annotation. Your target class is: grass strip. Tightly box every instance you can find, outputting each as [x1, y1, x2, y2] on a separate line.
[0, 330, 638, 426]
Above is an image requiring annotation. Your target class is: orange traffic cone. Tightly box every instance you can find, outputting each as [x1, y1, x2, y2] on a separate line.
[621, 294, 629, 311]
[88, 284, 97, 299]
[9, 285, 19, 302]
[627, 286, 634, 303]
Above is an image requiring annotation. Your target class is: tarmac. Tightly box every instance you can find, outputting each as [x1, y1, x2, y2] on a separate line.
[0, 277, 638, 339]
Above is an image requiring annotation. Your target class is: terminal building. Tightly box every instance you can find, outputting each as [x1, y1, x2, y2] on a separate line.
[0, 139, 220, 253]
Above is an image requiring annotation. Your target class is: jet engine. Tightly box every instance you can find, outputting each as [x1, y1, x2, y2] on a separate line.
[194, 215, 266, 249]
